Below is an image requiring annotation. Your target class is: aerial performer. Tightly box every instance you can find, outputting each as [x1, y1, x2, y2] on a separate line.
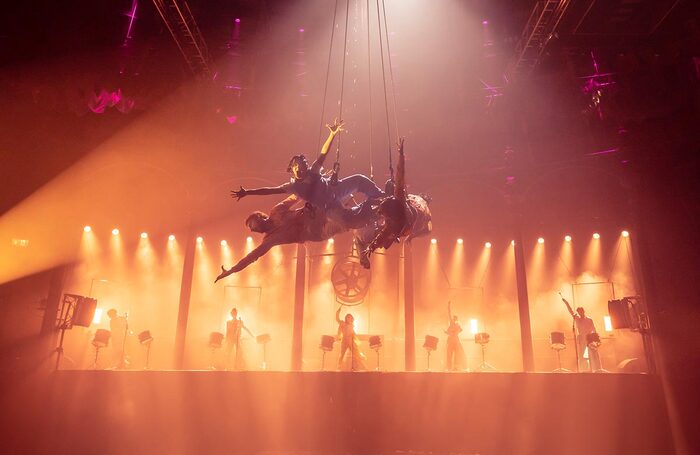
[359, 138, 432, 268]
[214, 194, 346, 282]
[230, 119, 385, 229]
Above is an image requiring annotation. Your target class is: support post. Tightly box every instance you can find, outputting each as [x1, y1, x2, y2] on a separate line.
[513, 231, 535, 372]
[403, 241, 416, 371]
[42, 265, 68, 371]
[291, 243, 306, 371]
[174, 232, 196, 369]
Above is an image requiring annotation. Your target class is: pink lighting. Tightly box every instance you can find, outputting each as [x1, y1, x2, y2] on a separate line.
[298, 28, 305, 33]
[124, 0, 138, 43]
[234, 18, 240, 23]
[482, 20, 489, 25]
[226, 115, 238, 124]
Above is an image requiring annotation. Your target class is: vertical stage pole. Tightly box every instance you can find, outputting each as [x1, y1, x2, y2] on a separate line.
[403, 241, 416, 371]
[291, 243, 306, 371]
[42, 265, 68, 371]
[513, 231, 535, 372]
[174, 233, 196, 370]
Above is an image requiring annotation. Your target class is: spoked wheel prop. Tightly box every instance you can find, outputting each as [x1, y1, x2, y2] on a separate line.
[331, 256, 372, 306]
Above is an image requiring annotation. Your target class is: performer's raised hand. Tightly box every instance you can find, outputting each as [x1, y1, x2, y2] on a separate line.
[397, 137, 405, 154]
[231, 186, 248, 201]
[327, 118, 345, 135]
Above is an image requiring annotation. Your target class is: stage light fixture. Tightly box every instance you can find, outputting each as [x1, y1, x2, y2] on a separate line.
[83, 226, 92, 233]
[246, 236, 253, 242]
[196, 236, 203, 244]
[112, 228, 119, 235]
[168, 234, 175, 241]
[234, 18, 240, 23]
[621, 230, 629, 238]
[538, 237, 545, 244]
[593, 233, 600, 239]
[511, 240, 515, 246]
[431, 238, 437, 245]
[485, 242, 492, 249]
[457, 238, 463, 245]
[470, 318, 478, 335]
[328, 238, 334, 245]
[565, 235, 572, 242]
[220, 240, 227, 246]
[140, 232, 148, 239]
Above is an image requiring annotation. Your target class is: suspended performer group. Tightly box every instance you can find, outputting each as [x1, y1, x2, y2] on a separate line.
[215, 120, 432, 282]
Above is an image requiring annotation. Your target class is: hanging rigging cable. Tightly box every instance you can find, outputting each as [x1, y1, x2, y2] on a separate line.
[366, 0, 374, 181]
[375, 0, 394, 181]
[317, 0, 341, 157]
[330, 0, 352, 185]
[380, 0, 400, 141]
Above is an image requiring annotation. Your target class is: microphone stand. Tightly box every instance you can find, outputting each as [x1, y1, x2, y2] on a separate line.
[119, 313, 129, 369]
[560, 294, 580, 373]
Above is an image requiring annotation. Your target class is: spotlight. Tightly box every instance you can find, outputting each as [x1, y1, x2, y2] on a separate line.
[621, 230, 629, 238]
[92, 308, 103, 325]
[593, 233, 600, 239]
[246, 236, 253, 242]
[220, 240, 227, 246]
[196, 236, 203, 244]
[83, 226, 92, 233]
[140, 232, 148, 239]
[111, 228, 119, 236]
[482, 20, 489, 25]
[485, 241, 492, 249]
[603, 316, 613, 332]
[431, 238, 437, 245]
[168, 234, 175, 241]
[470, 318, 478, 335]
[511, 240, 515, 246]
[564, 235, 572, 242]
[298, 28, 305, 33]
[457, 238, 463, 245]
[538, 237, 545, 244]
[328, 238, 334, 245]
[234, 18, 240, 23]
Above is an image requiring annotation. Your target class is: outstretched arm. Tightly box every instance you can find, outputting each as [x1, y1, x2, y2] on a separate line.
[394, 138, 406, 199]
[215, 242, 275, 282]
[311, 119, 344, 173]
[231, 184, 288, 201]
[242, 322, 255, 339]
[559, 292, 576, 317]
[335, 306, 343, 324]
[447, 301, 452, 323]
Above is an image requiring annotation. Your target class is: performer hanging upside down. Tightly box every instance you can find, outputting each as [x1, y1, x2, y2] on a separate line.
[335, 306, 366, 371]
[359, 138, 432, 268]
[215, 194, 345, 282]
[231, 119, 384, 229]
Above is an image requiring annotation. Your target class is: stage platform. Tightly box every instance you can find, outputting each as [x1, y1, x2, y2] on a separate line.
[1, 370, 673, 454]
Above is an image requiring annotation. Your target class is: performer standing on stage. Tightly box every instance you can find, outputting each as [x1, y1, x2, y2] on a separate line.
[560, 296, 601, 372]
[107, 309, 129, 369]
[445, 301, 466, 371]
[226, 308, 254, 370]
[335, 306, 366, 371]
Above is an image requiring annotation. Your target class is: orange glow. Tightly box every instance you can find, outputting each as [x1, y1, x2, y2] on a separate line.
[220, 240, 227, 246]
[92, 308, 103, 324]
[168, 234, 175, 241]
[430, 238, 437, 245]
[196, 236, 203, 244]
[621, 230, 629, 238]
[484, 241, 492, 249]
[328, 238, 334, 245]
[470, 318, 478, 334]
[603, 315, 613, 332]
[457, 238, 463, 245]
[140, 232, 148, 239]
[83, 225, 92, 233]
[511, 240, 515, 246]
[593, 233, 600, 239]
[564, 235, 572, 242]
[537, 237, 544, 244]
[111, 228, 119, 235]
[246, 236, 253, 242]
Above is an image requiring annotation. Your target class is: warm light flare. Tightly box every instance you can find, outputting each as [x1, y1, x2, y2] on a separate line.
[593, 233, 600, 239]
[220, 240, 227, 246]
[83, 226, 92, 233]
[564, 235, 572, 242]
[470, 319, 478, 335]
[328, 238, 334, 245]
[246, 236, 253, 242]
[92, 308, 103, 325]
[457, 238, 463, 245]
[196, 236, 203, 244]
[604, 315, 613, 332]
[430, 238, 437, 245]
[621, 230, 629, 238]
[537, 237, 545, 244]
[140, 232, 148, 239]
[484, 241, 492, 249]
[168, 234, 175, 241]
[111, 228, 120, 236]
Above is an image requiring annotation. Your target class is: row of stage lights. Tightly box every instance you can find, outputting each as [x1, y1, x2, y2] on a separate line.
[84, 226, 629, 247]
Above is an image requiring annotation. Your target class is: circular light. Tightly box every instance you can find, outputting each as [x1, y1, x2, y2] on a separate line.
[511, 240, 515, 246]
[168, 234, 175, 241]
[593, 233, 600, 239]
[430, 238, 437, 245]
[621, 230, 629, 238]
[328, 238, 334, 245]
[196, 236, 203, 244]
[140, 232, 148, 239]
[220, 240, 227, 246]
[234, 18, 240, 23]
[246, 236, 253, 242]
[564, 235, 572, 242]
[485, 242, 492, 249]
[457, 238, 464, 245]
[537, 237, 545, 244]
[83, 226, 92, 233]
[112, 228, 120, 236]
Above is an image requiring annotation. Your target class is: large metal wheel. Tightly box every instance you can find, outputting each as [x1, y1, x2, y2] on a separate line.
[331, 256, 371, 305]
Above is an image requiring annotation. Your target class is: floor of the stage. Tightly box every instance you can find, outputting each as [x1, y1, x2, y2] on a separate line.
[1, 370, 674, 455]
